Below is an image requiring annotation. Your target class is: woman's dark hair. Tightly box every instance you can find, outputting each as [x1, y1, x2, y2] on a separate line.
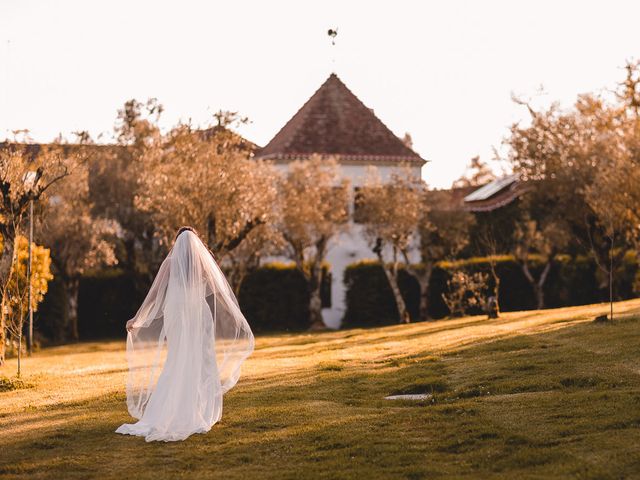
[174, 226, 215, 259]
[175, 226, 197, 240]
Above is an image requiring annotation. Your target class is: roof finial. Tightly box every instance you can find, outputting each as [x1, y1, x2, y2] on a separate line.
[327, 28, 338, 73]
[327, 28, 338, 46]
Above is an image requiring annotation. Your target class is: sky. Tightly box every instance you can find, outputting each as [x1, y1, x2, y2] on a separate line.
[1, 0, 639, 188]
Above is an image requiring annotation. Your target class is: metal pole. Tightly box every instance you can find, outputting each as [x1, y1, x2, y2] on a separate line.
[27, 198, 33, 355]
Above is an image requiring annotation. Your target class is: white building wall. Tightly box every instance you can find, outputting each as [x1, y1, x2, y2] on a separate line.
[271, 161, 423, 329]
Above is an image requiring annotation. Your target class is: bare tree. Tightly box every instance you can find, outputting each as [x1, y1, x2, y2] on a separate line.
[278, 157, 349, 329]
[476, 227, 502, 318]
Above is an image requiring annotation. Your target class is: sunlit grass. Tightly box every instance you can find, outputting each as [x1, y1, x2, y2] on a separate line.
[2, 299, 640, 479]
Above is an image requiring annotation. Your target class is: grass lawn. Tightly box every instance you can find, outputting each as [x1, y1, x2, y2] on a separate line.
[2, 299, 640, 479]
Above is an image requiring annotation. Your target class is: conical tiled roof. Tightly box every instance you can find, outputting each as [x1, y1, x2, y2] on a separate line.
[255, 74, 425, 165]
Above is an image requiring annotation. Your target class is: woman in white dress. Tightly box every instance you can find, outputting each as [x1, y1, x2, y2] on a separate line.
[116, 227, 254, 442]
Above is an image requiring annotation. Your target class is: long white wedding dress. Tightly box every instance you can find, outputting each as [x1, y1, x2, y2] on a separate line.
[115, 230, 254, 442]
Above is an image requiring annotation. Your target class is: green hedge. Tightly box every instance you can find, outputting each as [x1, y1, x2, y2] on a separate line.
[35, 278, 67, 342]
[36, 254, 638, 338]
[37, 262, 331, 340]
[342, 255, 638, 327]
[78, 270, 146, 339]
[238, 262, 331, 332]
[238, 263, 309, 332]
[37, 269, 145, 341]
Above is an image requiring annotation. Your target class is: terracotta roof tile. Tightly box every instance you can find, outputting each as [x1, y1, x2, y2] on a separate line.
[255, 74, 425, 165]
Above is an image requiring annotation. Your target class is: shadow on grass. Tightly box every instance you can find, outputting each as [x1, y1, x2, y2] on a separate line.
[3, 316, 640, 479]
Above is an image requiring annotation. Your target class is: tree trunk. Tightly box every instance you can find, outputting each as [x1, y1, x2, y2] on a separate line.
[533, 283, 545, 311]
[308, 265, 325, 330]
[609, 233, 614, 321]
[488, 260, 501, 318]
[417, 277, 430, 321]
[536, 261, 552, 310]
[308, 285, 324, 330]
[382, 263, 410, 324]
[0, 303, 5, 366]
[0, 236, 16, 366]
[66, 277, 81, 341]
[305, 237, 329, 331]
[520, 260, 551, 311]
[0, 234, 15, 288]
[17, 328, 21, 377]
[409, 262, 433, 322]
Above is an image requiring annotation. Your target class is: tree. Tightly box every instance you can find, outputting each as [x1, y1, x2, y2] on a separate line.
[506, 68, 640, 312]
[224, 223, 285, 295]
[88, 99, 165, 289]
[40, 162, 118, 340]
[584, 72, 640, 319]
[584, 176, 628, 321]
[475, 227, 502, 317]
[506, 94, 603, 238]
[278, 157, 349, 329]
[3, 236, 53, 374]
[602, 60, 640, 252]
[402, 189, 473, 321]
[134, 121, 278, 293]
[506, 94, 616, 310]
[358, 168, 422, 323]
[511, 211, 569, 310]
[0, 143, 77, 365]
[452, 156, 496, 188]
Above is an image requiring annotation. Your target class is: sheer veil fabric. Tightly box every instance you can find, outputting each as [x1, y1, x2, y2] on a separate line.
[115, 231, 254, 442]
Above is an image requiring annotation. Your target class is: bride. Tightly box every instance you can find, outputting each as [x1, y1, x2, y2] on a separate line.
[116, 227, 254, 442]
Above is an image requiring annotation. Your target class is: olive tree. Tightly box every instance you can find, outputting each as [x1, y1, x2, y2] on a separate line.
[358, 167, 422, 323]
[278, 157, 349, 329]
[135, 121, 279, 293]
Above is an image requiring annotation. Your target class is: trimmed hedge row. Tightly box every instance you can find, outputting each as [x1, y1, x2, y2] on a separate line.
[342, 254, 639, 327]
[36, 254, 639, 339]
[36, 269, 146, 341]
[237, 263, 330, 332]
[37, 263, 331, 340]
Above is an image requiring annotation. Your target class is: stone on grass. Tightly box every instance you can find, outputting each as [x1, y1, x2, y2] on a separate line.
[384, 393, 433, 401]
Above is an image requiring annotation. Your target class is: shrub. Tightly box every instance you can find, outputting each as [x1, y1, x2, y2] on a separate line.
[37, 269, 143, 341]
[238, 262, 330, 332]
[37, 262, 332, 340]
[442, 271, 488, 317]
[343, 254, 638, 327]
[343, 260, 420, 327]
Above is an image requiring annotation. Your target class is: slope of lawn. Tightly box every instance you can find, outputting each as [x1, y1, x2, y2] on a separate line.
[2, 299, 640, 479]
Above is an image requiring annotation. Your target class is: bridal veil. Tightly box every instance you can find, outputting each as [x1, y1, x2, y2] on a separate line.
[117, 230, 254, 441]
